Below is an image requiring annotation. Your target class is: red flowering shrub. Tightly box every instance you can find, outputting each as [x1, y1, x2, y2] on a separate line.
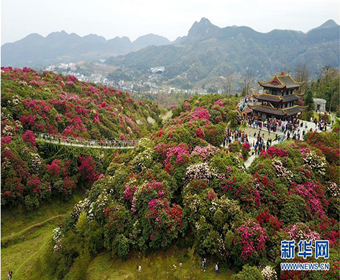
[306, 132, 339, 164]
[242, 142, 251, 151]
[155, 143, 190, 166]
[131, 182, 169, 213]
[123, 185, 137, 202]
[186, 179, 208, 194]
[196, 127, 204, 139]
[63, 176, 76, 195]
[119, 133, 128, 140]
[191, 144, 220, 160]
[153, 129, 165, 139]
[193, 107, 210, 121]
[104, 204, 131, 245]
[214, 100, 224, 107]
[233, 220, 268, 262]
[260, 147, 288, 158]
[27, 175, 42, 195]
[46, 159, 61, 177]
[1, 136, 12, 145]
[22, 130, 36, 147]
[78, 156, 99, 185]
[164, 162, 174, 174]
[142, 198, 183, 249]
[289, 181, 328, 220]
[242, 142, 251, 159]
[164, 144, 190, 165]
[256, 209, 282, 236]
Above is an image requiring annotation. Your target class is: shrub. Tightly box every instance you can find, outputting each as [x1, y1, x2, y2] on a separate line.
[22, 130, 36, 147]
[113, 234, 130, 260]
[242, 142, 251, 160]
[78, 156, 99, 186]
[233, 220, 267, 263]
[233, 265, 265, 280]
[227, 110, 239, 129]
[24, 194, 39, 210]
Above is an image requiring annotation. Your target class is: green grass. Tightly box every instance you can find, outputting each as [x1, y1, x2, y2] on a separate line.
[1, 224, 54, 280]
[1, 190, 85, 280]
[85, 248, 235, 280]
[1, 190, 85, 238]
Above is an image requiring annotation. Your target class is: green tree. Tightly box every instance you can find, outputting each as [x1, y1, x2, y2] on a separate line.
[233, 265, 264, 280]
[304, 90, 315, 111]
[227, 110, 239, 129]
[294, 63, 309, 93]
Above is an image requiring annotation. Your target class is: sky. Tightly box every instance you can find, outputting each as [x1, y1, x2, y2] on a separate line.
[1, 0, 339, 44]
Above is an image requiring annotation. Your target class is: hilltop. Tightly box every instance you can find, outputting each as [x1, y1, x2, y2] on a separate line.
[1, 67, 163, 208]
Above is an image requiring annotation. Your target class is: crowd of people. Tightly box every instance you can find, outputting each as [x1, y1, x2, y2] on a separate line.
[245, 116, 328, 136]
[35, 133, 136, 148]
[222, 113, 332, 157]
[223, 127, 276, 156]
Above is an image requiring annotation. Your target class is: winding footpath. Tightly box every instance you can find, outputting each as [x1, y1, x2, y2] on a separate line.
[244, 155, 256, 169]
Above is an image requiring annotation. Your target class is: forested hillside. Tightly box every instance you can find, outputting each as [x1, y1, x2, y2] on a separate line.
[106, 18, 339, 90]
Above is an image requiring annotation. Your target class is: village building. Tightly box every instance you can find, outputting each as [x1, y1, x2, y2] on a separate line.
[313, 98, 327, 112]
[249, 72, 307, 120]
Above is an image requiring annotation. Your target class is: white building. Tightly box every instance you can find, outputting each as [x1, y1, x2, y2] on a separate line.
[313, 98, 327, 112]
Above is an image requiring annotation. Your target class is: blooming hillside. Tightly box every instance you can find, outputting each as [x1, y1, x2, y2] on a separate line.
[46, 94, 339, 279]
[1, 67, 161, 139]
[1, 67, 162, 208]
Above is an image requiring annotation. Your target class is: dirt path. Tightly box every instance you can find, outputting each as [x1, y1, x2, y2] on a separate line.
[2, 214, 66, 245]
[14, 235, 50, 278]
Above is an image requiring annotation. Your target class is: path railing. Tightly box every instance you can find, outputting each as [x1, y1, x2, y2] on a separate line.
[35, 133, 137, 150]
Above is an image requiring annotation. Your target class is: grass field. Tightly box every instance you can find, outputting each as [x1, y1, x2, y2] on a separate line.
[84, 248, 235, 280]
[1, 191, 85, 280]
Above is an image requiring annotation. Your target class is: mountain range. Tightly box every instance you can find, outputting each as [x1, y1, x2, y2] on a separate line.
[1, 32, 170, 67]
[105, 18, 339, 89]
[2, 18, 339, 89]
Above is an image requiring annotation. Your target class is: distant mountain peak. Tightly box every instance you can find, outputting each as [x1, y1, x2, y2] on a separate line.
[53, 30, 68, 35]
[318, 19, 339, 28]
[83, 34, 107, 43]
[132, 34, 170, 48]
[46, 30, 69, 39]
[308, 19, 339, 33]
[198, 17, 212, 25]
[187, 17, 219, 41]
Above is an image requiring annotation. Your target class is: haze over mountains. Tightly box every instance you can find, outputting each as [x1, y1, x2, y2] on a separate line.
[2, 18, 339, 85]
[1, 32, 171, 67]
[108, 18, 339, 77]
